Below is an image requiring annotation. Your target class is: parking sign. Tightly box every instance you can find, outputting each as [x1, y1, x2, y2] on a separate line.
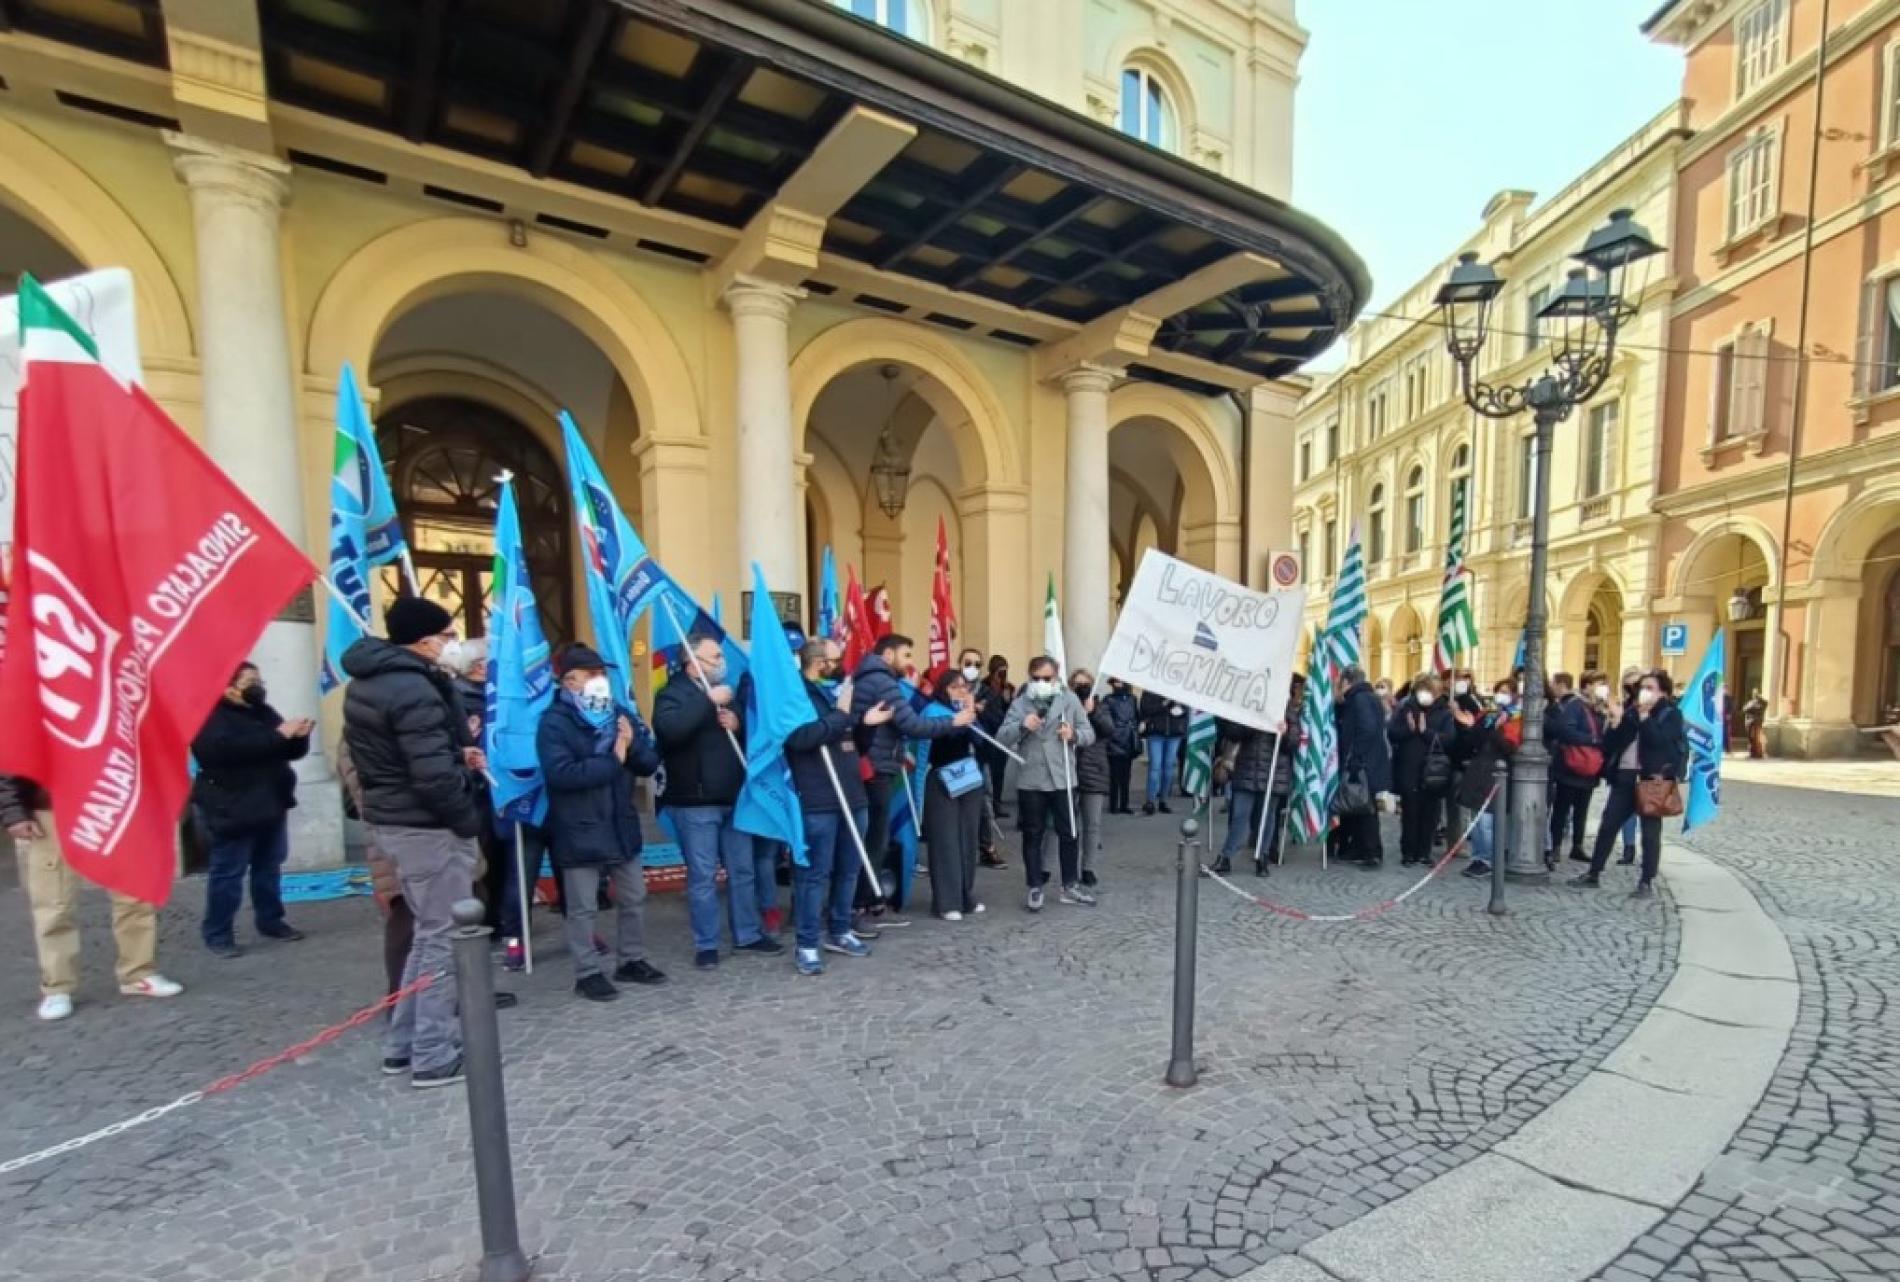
[1660, 622, 1689, 657]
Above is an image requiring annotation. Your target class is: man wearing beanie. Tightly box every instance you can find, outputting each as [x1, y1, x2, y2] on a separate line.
[342, 597, 486, 1090]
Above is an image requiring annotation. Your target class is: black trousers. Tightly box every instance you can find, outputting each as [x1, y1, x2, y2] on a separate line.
[924, 775, 982, 916]
[858, 772, 899, 909]
[1400, 789, 1439, 863]
[1550, 782, 1595, 855]
[1107, 756, 1134, 812]
[1018, 788, 1078, 890]
[1340, 810, 1383, 864]
[1587, 771, 1663, 883]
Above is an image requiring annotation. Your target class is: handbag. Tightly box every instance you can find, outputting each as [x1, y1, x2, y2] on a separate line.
[1212, 740, 1241, 789]
[1331, 758, 1374, 818]
[936, 756, 986, 798]
[1635, 777, 1683, 819]
[1421, 735, 1453, 795]
[1560, 707, 1605, 779]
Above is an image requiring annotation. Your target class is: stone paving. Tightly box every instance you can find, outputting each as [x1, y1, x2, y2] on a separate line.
[0, 788, 1674, 1282]
[1591, 781, 1900, 1282]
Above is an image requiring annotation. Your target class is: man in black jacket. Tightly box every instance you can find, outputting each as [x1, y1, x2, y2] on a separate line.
[850, 634, 974, 920]
[655, 633, 781, 969]
[539, 643, 667, 1001]
[191, 662, 313, 957]
[1335, 667, 1394, 867]
[341, 597, 486, 1089]
[787, 639, 894, 975]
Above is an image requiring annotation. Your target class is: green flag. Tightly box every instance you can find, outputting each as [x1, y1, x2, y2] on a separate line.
[1043, 571, 1067, 673]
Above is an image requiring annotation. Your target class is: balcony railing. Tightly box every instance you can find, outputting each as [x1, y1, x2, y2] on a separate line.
[1579, 495, 1613, 524]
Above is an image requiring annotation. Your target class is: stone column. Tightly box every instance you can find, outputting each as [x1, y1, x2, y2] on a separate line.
[170, 133, 341, 867]
[1060, 364, 1115, 674]
[723, 276, 804, 598]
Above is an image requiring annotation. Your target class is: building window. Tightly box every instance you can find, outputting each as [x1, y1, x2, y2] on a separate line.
[1322, 518, 1338, 578]
[1119, 66, 1178, 151]
[1449, 443, 1472, 526]
[1325, 416, 1340, 464]
[1367, 385, 1388, 439]
[1524, 285, 1550, 356]
[1367, 484, 1387, 563]
[1583, 402, 1617, 498]
[1711, 326, 1770, 441]
[1518, 433, 1538, 520]
[832, 0, 932, 40]
[1856, 276, 1900, 398]
[1404, 465, 1425, 554]
[1726, 128, 1780, 241]
[1735, 0, 1788, 99]
[1884, 41, 1900, 150]
[1297, 435, 1312, 481]
[1297, 529, 1311, 581]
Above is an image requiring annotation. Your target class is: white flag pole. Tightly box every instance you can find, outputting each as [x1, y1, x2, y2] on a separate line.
[513, 821, 533, 975]
[657, 593, 747, 769]
[1252, 731, 1283, 870]
[399, 547, 421, 597]
[1059, 719, 1078, 841]
[966, 723, 1025, 765]
[318, 574, 372, 633]
[901, 765, 924, 837]
[820, 745, 883, 896]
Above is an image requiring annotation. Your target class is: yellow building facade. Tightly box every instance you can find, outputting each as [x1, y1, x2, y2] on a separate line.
[0, 0, 1361, 861]
[1293, 105, 1689, 687]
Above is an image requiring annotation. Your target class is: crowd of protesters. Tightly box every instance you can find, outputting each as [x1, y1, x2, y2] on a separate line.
[2, 592, 1689, 1089]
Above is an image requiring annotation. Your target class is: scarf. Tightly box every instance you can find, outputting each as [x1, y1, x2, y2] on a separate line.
[566, 689, 617, 753]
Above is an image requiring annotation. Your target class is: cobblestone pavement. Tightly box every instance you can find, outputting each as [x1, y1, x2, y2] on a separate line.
[0, 794, 1676, 1282]
[1591, 781, 1900, 1282]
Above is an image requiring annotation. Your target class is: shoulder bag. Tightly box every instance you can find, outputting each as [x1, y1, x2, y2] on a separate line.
[1635, 777, 1683, 819]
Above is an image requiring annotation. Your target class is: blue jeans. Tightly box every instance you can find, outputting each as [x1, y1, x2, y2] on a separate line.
[1621, 813, 1638, 851]
[1145, 735, 1181, 802]
[729, 834, 780, 943]
[793, 807, 868, 950]
[201, 818, 289, 947]
[1221, 788, 1264, 859]
[1470, 811, 1495, 866]
[672, 805, 761, 950]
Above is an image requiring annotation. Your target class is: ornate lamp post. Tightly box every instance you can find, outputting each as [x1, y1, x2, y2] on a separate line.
[1433, 208, 1663, 883]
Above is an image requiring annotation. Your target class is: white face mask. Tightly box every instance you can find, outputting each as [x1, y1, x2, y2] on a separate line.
[1593, 683, 1611, 701]
[1637, 687, 1660, 708]
[1495, 692, 1515, 709]
[438, 639, 465, 673]
[1415, 690, 1437, 708]
[1027, 678, 1058, 701]
[1453, 680, 1471, 696]
[580, 675, 613, 713]
[962, 665, 982, 683]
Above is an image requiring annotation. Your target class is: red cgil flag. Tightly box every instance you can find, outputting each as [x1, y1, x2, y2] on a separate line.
[0, 276, 316, 905]
[927, 515, 958, 670]
[841, 563, 875, 673]
[866, 585, 893, 643]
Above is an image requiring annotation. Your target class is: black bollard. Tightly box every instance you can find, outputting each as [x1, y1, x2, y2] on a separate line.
[1488, 760, 1510, 917]
[451, 898, 532, 1282]
[1166, 817, 1201, 1089]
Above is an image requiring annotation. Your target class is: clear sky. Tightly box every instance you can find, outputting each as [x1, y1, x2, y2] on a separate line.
[1292, 0, 1683, 362]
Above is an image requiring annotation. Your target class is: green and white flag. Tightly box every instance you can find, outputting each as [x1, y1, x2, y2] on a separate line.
[1433, 480, 1478, 670]
[1182, 709, 1217, 803]
[1043, 571, 1067, 674]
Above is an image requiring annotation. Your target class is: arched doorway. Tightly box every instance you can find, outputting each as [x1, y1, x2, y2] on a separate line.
[377, 396, 573, 642]
[1387, 603, 1424, 683]
[1881, 556, 1900, 727]
[1107, 386, 1240, 582]
[1671, 526, 1774, 744]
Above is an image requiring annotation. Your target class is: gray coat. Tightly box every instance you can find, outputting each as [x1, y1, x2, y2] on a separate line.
[998, 687, 1096, 792]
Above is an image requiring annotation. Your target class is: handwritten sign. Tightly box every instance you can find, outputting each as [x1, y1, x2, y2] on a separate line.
[1099, 549, 1305, 732]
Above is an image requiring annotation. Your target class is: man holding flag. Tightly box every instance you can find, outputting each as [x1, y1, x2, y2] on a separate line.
[1, 276, 315, 1019]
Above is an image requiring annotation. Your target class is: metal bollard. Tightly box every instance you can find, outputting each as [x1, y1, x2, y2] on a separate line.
[450, 898, 532, 1282]
[1488, 759, 1510, 917]
[1166, 817, 1201, 1089]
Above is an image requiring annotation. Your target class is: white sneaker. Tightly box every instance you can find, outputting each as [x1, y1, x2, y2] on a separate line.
[36, 993, 73, 1021]
[120, 974, 184, 999]
[940, 911, 964, 923]
[973, 903, 986, 914]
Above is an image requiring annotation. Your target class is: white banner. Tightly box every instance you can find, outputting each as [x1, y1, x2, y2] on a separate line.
[1099, 549, 1305, 732]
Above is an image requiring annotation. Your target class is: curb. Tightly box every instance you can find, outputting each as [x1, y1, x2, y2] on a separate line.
[1237, 844, 1796, 1282]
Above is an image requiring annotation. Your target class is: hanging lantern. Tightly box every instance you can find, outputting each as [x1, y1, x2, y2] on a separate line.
[868, 364, 910, 520]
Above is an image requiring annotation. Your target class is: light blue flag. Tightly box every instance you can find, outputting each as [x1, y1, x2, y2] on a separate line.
[1681, 628, 1725, 832]
[320, 363, 410, 694]
[817, 546, 841, 640]
[734, 565, 808, 863]
[710, 593, 723, 627]
[486, 477, 553, 826]
[560, 411, 746, 708]
[888, 681, 953, 906]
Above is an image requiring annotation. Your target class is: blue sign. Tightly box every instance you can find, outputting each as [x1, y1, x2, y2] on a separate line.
[1660, 622, 1689, 657]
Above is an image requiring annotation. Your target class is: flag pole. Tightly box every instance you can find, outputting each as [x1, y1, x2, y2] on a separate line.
[512, 821, 533, 976]
[1251, 730, 1282, 870]
[967, 723, 1026, 765]
[819, 745, 884, 896]
[901, 764, 924, 838]
[657, 593, 747, 769]
[399, 547, 421, 597]
[1059, 714, 1078, 842]
[318, 574, 372, 633]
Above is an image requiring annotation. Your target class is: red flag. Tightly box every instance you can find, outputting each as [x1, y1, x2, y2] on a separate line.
[841, 564, 874, 673]
[866, 586, 893, 643]
[928, 515, 957, 670]
[0, 276, 316, 904]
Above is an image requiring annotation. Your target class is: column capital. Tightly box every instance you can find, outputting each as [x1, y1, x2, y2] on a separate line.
[167, 132, 290, 212]
[1055, 363, 1118, 398]
[720, 275, 804, 323]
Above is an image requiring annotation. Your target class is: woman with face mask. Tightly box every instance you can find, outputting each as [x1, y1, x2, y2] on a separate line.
[189, 661, 316, 958]
[980, 655, 1016, 818]
[1572, 669, 1687, 898]
[1099, 679, 1141, 816]
[537, 643, 666, 1002]
[923, 668, 988, 922]
[1460, 679, 1520, 880]
[1387, 672, 1458, 867]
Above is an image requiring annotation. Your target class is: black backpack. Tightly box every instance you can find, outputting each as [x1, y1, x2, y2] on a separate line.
[1421, 733, 1453, 795]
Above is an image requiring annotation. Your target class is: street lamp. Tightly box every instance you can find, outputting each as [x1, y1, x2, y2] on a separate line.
[1433, 208, 1663, 884]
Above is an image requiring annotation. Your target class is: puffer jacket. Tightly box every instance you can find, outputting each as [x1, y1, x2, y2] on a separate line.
[653, 676, 745, 807]
[1216, 720, 1289, 794]
[998, 686, 1095, 792]
[1388, 698, 1458, 795]
[1072, 699, 1114, 795]
[1337, 681, 1394, 796]
[340, 638, 483, 838]
[191, 697, 307, 838]
[850, 655, 966, 776]
[0, 775, 51, 828]
[1138, 691, 1189, 739]
[537, 696, 660, 868]
[1100, 688, 1141, 758]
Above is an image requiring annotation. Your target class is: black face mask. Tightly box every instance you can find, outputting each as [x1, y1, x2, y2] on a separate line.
[1072, 684, 1093, 702]
[241, 684, 268, 707]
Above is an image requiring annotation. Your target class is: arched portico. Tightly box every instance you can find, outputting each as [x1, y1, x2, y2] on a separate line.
[1107, 383, 1241, 581]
